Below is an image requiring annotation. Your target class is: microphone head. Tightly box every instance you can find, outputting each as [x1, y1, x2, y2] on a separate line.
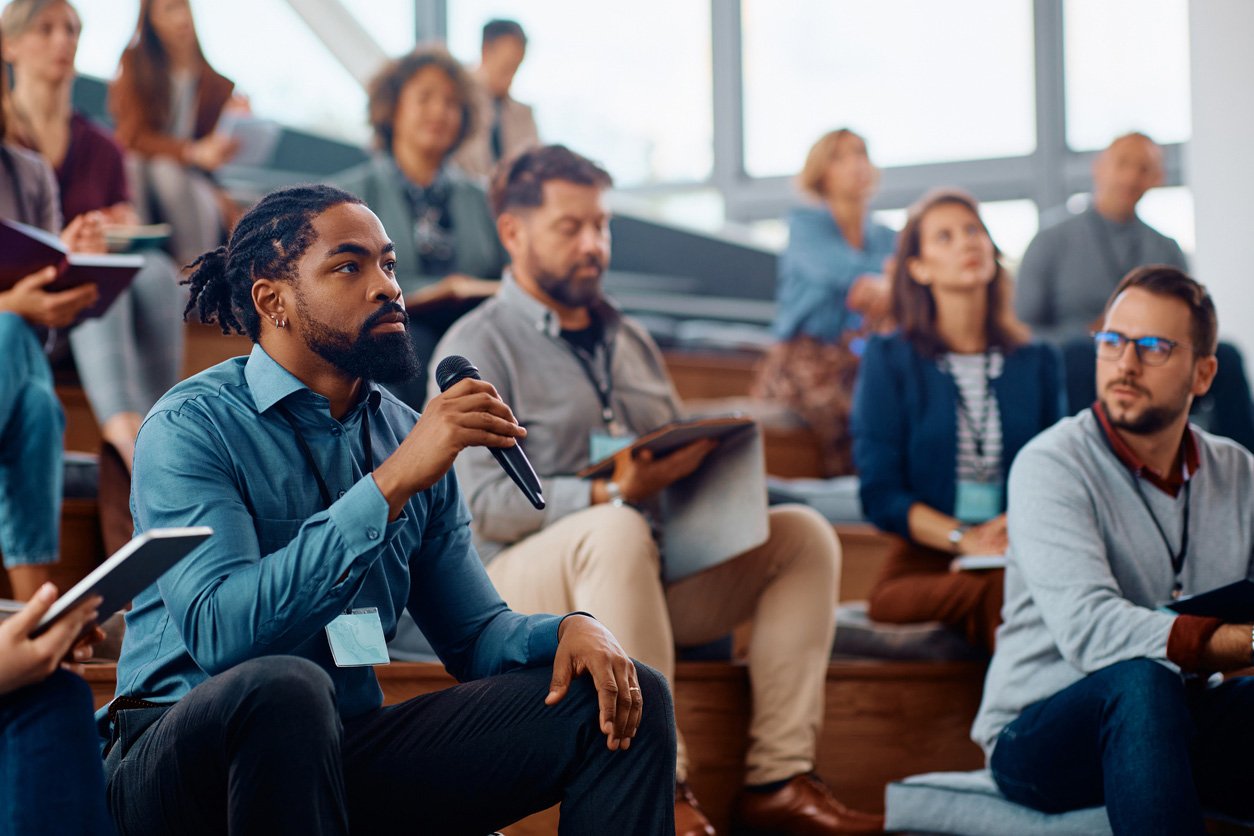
[435, 355, 482, 392]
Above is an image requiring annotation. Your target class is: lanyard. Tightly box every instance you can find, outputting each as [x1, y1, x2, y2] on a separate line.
[1092, 406, 1192, 597]
[1133, 475, 1191, 599]
[278, 404, 374, 510]
[562, 337, 619, 432]
[950, 353, 996, 480]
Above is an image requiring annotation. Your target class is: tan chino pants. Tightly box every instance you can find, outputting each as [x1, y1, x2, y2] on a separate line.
[485, 503, 840, 785]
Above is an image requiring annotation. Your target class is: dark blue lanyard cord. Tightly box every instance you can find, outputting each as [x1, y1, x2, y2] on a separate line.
[278, 404, 374, 510]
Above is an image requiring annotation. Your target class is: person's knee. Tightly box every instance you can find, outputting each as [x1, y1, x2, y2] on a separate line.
[228, 656, 338, 732]
[631, 661, 677, 763]
[570, 505, 659, 576]
[772, 504, 841, 577]
[1097, 659, 1187, 727]
[14, 668, 95, 718]
[633, 662, 673, 729]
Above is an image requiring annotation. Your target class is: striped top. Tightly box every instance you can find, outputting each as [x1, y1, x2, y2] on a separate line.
[940, 350, 1004, 482]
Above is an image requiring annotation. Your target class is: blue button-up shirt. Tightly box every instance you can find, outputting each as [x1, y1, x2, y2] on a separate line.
[103, 344, 563, 734]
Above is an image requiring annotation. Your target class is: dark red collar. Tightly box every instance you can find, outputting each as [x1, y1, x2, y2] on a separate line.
[1092, 402, 1199, 497]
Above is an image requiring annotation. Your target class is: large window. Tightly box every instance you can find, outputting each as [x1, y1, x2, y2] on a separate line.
[446, 1, 713, 187]
[74, 1, 415, 145]
[740, 0, 1037, 177]
[1064, 0, 1190, 151]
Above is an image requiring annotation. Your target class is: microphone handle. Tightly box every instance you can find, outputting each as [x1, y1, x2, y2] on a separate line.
[489, 445, 546, 510]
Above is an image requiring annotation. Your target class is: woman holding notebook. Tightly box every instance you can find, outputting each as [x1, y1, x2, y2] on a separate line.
[2, 0, 186, 472]
[851, 189, 1064, 651]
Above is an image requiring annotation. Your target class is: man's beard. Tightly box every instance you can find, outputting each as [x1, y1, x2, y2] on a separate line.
[1100, 377, 1191, 434]
[296, 297, 421, 385]
[530, 251, 605, 310]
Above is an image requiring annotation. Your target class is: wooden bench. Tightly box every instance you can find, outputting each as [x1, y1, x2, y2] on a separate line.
[84, 656, 984, 835]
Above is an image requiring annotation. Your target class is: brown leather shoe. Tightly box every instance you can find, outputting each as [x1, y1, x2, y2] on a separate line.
[676, 781, 717, 836]
[732, 773, 885, 835]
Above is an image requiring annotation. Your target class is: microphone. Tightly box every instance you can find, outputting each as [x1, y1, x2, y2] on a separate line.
[435, 355, 545, 510]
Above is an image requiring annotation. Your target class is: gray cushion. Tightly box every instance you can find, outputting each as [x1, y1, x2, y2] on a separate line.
[832, 602, 986, 662]
[884, 770, 1112, 836]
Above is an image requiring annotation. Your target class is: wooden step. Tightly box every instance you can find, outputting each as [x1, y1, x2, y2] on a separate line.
[85, 657, 984, 834]
[664, 349, 763, 401]
[58, 384, 102, 454]
[183, 321, 251, 378]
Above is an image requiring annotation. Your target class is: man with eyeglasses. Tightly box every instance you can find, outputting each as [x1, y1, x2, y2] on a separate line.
[972, 265, 1254, 835]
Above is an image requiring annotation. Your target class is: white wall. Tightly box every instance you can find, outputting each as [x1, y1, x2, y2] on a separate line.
[1188, 0, 1254, 357]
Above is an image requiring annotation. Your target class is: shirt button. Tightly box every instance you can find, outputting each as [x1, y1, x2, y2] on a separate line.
[331, 426, 342, 436]
[338, 489, 346, 499]
[366, 527, 380, 540]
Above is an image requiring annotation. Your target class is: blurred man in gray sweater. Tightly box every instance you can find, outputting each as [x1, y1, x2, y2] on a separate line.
[1014, 133, 1254, 446]
[975, 266, 1254, 835]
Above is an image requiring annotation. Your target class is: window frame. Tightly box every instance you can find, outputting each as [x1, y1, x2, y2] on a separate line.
[415, 0, 1185, 231]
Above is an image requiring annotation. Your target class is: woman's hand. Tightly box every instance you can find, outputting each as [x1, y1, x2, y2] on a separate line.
[61, 211, 108, 254]
[847, 273, 891, 319]
[403, 275, 500, 311]
[0, 267, 98, 328]
[184, 133, 238, 171]
[0, 584, 103, 696]
[959, 514, 1009, 556]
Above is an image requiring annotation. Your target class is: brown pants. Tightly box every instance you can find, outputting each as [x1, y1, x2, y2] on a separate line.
[866, 544, 1004, 652]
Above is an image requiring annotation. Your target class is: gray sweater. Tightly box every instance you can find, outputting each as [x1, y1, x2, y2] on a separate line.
[972, 409, 1254, 755]
[429, 274, 682, 562]
[1014, 206, 1188, 343]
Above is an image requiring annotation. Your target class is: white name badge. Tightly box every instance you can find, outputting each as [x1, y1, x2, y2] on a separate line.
[325, 607, 389, 667]
[589, 431, 635, 463]
[954, 480, 1003, 524]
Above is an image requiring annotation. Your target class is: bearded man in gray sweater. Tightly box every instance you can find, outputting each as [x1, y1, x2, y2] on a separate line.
[974, 265, 1254, 835]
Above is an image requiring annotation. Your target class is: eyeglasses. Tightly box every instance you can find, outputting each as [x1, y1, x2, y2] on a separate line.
[1092, 330, 1186, 366]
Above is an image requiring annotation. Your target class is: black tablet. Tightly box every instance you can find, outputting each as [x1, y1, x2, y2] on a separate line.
[31, 527, 212, 637]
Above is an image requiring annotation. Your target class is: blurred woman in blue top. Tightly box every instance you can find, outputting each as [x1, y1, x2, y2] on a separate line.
[754, 129, 896, 475]
[851, 189, 1063, 651]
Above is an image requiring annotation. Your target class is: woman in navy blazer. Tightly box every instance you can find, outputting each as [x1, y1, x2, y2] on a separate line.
[851, 189, 1064, 651]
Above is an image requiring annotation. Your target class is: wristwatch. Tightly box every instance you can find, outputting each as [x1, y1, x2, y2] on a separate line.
[605, 481, 626, 508]
[947, 523, 971, 554]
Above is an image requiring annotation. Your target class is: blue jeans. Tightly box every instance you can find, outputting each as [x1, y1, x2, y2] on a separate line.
[991, 658, 1254, 835]
[0, 312, 63, 567]
[0, 669, 114, 835]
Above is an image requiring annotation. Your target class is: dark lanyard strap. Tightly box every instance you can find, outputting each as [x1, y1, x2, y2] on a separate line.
[277, 404, 374, 510]
[1087, 210, 1141, 284]
[1092, 406, 1191, 592]
[1133, 476, 1191, 590]
[564, 339, 617, 428]
[951, 353, 995, 478]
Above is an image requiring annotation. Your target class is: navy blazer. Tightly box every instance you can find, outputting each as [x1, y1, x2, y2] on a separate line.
[851, 332, 1065, 538]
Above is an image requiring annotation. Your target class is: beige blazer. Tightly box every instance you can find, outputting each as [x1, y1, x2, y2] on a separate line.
[452, 82, 540, 180]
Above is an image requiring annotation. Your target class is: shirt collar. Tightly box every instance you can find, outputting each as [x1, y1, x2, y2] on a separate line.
[244, 343, 383, 416]
[1092, 401, 1200, 496]
[496, 269, 623, 342]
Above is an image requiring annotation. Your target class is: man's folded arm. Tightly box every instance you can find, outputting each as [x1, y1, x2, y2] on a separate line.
[134, 408, 396, 674]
